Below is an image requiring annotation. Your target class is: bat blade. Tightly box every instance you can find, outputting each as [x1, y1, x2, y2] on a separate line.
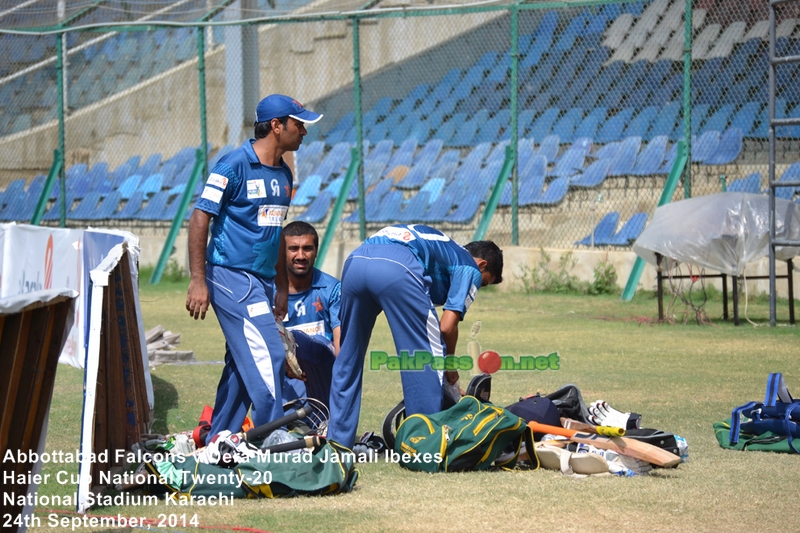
[529, 421, 681, 468]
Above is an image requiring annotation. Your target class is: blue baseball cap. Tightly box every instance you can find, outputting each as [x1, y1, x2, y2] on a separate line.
[255, 94, 322, 125]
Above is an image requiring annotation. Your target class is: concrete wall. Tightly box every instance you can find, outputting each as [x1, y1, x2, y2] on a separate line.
[126, 223, 799, 301]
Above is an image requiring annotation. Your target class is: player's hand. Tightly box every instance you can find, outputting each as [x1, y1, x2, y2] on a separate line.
[186, 279, 210, 320]
[444, 370, 460, 386]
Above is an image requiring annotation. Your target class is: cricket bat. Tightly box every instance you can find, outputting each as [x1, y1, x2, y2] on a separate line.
[528, 421, 681, 468]
[560, 417, 626, 437]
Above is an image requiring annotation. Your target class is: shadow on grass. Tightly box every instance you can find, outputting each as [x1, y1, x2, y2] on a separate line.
[150, 373, 179, 435]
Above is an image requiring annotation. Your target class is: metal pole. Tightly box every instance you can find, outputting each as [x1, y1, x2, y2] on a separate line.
[352, 18, 365, 241]
[681, 0, 693, 199]
[510, 4, 520, 245]
[56, 32, 67, 228]
[768, 0, 777, 326]
[198, 26, 209, 181]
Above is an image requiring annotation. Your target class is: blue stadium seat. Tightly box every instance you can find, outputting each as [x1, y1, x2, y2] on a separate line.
[136, 190, 172, 221]
[649, 102, 681, 140]
[608, 136, 641, 176]
[445, 193, 483, 224]
[372, 190, 405, 223]
[397, 191, 431, 223]
[528, 108, 560, 142]
[573, 107, 607, 140]
[297, 189, 334, 223]
[67, 191, 103, 220]
[569, 159, 610, 189]
[138, 173, 164, 198]
[706, 127, 743, 165]
[114, 190, 146, 219]
[418, 177, 446, 203]
[731, 102, 762, 137]
[701, 104, 735, 134]
[536, 134, 560, 162]
[292, 175, 323, 207]
[623, 106, 658, 139]
[631, 135, 668, 175]
[603, 212, 648, 246]
[576, 211, 620, 246]
[552, 108, 583, 144]
[118, 174, 143, 200]
[727, 172, 761, 194]
[773, 163, 800, 200]
[692, 130, 721, 163]
[88, 191, 122, 220]
[548, 148, 585, 179]
[529, 177, 569, 206]
[596, 108, 634, 144]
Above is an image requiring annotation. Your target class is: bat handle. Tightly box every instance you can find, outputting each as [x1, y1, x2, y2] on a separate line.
[263, 435, 323, 454]
[596, 426, 626, 437]
[244, 404, 313, 443]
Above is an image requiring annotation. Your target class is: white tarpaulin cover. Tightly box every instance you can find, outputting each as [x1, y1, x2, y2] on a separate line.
[633, 192, 800, 276]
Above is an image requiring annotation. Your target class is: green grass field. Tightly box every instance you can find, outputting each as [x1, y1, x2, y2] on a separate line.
[26, 276, 800, 533]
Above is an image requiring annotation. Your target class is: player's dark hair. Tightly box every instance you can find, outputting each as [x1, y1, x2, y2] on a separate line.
[283, 220, 319, 250]
[465, 240, 503, 284]
[254, 116, 289, 139]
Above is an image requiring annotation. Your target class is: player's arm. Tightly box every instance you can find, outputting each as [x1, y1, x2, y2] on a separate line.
[273, 231, 289, 321]
[186, 209, 212, 320]
[332, 326, 341, 356]
[441, 309, 461, 387]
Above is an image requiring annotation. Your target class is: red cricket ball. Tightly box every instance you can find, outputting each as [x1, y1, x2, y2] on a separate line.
[477, 350, 502, 374]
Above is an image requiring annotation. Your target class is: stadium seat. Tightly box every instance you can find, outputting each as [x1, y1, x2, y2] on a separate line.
[548, 148, 585, 179]
[726, 172, 761, 193]
[297, 189, 334, 223]
[67, 191, 103, 220]
[608, 136, 641, 176]
[772, 163, 800, 200]
[292, 175, 323, 207]
[631, 135, 668, 176]
[706, 127, 743, 165]
[576, 211, 620, 246]
[118, 174, 143, 200]
[138, 173, 164, 198]
[88, 191, 122, 220]
[114, 191, 146, 219]
[536, 134, 560, 163]
[692, 130, 721, 163]
[596, 108, 634, 144]
[569, 159, 610, 189]
[603, 212, 649, 246]
[418, 177, 446, 203]
[136, 190, 172, 221]
[530, 177, 569, 206]
[397, 191, 431, 223]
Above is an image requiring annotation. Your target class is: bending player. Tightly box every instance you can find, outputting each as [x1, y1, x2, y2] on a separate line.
[327, 224, 503, 447]
[280, 221, 340, 409]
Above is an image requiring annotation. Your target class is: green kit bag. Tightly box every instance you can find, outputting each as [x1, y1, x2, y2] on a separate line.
[394, 396, 532, 472]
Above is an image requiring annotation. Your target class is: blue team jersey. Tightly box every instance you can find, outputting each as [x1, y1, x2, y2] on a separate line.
[194, 140, 293, 278]
[284, 269, 341, 341]
[364, 224, 482, 318]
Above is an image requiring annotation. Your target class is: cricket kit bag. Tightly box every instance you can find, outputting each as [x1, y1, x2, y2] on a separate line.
[724, 372, 800, 453]
[394, 396, 533, 473]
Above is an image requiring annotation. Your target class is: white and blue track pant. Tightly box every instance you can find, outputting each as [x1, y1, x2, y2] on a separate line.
[206, 264, 286, 442]
[328, 243, 445, 448]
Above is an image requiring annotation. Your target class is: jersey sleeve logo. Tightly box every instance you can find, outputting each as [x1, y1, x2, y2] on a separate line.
[207, 173, 228, 189]
[201, 186, 223, 203]
[258, 204, 288, 226]
[247, 179, 267, 199]
[464, 284, 477, 311]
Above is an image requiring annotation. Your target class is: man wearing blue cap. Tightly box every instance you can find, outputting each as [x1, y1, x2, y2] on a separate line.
[186, 94, 322, 443]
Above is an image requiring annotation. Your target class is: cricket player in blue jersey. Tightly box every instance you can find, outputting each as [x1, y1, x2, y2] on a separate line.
[280, 220, 340, 408]
[185, 94, 322, 443]
[327, 224, 503, 447]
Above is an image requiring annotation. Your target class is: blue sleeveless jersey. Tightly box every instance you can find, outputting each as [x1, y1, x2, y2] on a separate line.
[364, 224, 482, 317]
[194, 140, 293, 278]
[284, 268, 341, 341]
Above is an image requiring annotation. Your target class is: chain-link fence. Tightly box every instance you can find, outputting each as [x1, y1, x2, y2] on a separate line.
[0, 0, 798, 261]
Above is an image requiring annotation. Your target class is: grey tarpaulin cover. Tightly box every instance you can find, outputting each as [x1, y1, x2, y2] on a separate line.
[633, 192, 800, 276]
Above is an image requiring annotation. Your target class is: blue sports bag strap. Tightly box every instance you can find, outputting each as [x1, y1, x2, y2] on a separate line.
[785, 402, 800, 454]
[764, 373, 794, 406]
[730, 401, 760, 445]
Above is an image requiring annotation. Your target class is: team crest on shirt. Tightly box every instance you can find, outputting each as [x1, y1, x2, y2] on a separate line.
[247, 179, 267, 199]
